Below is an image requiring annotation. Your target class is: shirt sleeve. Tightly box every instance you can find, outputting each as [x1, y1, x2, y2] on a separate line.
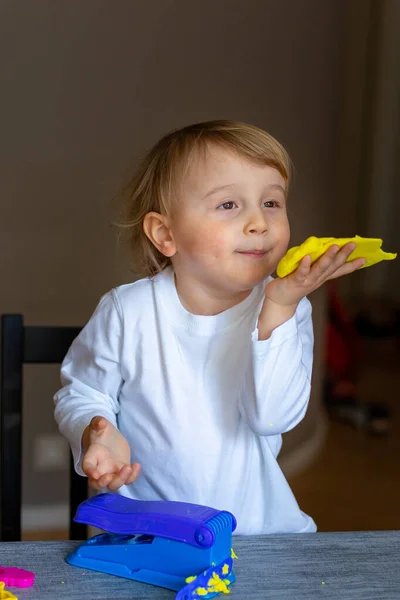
[53, 290, 123, 474]
[240, 296, 314, 436]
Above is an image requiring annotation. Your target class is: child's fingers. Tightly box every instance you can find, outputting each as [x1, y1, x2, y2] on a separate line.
[330, 242, 357, 271]
[88, 477, 105, 490]
[125, 463, 141, 485]
[90, 466, 126, 491]
[83, 463, 100, 480]
[94, 463, 141, 491]
[96, 472, 116, 489]
[321, 242, 363, 281]
[327, 257, 366, 280]
[82, 450, 100, 479]
[312, 243, 356, 282]
[310, 244, 340, 277]
[82, 446, 113, 480]
[106, 465, 136, 491]
[295, 245, 341, 283]
[85, 417, 110, 450]
[293, 255, 311, 279]
[89, 416, 108, 434]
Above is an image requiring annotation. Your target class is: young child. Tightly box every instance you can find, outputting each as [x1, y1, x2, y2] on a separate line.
[54, 120, 365, 535]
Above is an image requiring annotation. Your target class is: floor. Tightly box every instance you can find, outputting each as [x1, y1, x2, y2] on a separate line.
[23, 340, 400, 540]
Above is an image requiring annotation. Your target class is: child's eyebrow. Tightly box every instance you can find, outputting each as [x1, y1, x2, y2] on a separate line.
[203, 182, 286, 199]
[267, 184, 286, 195]
[202, 183, 236, 199]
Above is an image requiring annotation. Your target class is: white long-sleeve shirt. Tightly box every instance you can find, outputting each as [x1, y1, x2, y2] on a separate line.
[54, 267, 316, 535]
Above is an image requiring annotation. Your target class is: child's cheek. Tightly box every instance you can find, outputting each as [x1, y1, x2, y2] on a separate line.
[197, 233, 229, 258]
[212, 235, 228, 257]
[179, 220, 233, 258]
[212, 229, 237, 254]
[186, 228, 227, 256]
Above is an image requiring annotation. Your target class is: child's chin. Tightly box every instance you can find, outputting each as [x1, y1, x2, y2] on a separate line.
[230, 270, 270, 291]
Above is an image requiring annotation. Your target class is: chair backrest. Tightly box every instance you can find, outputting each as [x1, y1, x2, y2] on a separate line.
[0, 314, 87, 541]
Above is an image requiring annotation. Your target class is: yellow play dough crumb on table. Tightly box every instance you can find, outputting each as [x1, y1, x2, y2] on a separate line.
[277, 235, 396, 278]
[0, 582, 18, 600]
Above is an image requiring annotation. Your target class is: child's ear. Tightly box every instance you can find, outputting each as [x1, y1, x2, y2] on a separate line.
[143, 212, 177, 257]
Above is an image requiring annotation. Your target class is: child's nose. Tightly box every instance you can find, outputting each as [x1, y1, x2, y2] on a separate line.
[244, 209, 268, 235]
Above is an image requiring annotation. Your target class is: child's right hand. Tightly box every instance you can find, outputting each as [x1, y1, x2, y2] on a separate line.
[81, 416, 141, 491]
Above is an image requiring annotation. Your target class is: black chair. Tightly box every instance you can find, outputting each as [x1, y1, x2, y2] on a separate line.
[0, 314, 87, 541]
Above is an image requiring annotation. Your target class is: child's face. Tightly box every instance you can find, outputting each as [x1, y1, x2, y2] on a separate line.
[169, 145, 290, 294]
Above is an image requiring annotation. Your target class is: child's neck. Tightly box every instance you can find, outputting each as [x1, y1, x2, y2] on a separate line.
[173, 272, 252, 316]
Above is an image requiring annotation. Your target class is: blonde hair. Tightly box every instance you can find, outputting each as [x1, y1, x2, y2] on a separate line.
[118, 120, 291, 278]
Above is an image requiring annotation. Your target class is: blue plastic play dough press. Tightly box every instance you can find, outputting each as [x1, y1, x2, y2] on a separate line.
[66, 493, 237, 599]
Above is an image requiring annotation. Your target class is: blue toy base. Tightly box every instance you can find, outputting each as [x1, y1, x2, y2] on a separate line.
[67, 539, 235, 599]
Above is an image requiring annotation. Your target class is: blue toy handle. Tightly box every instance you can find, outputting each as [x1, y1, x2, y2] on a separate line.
[74, 493, 236, 549]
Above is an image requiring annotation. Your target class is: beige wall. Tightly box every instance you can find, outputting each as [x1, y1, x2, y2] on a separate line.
[358, 0, 400, 301]
[335, 0, 400, 303]
[0, 0, 346, 513]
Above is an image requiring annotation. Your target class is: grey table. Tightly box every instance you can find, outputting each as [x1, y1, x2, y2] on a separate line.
[0, 531, 399, 599]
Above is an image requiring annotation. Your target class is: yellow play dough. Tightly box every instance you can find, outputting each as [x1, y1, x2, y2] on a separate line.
[0, 582, 18, 600]
[276, 235, 396, 278]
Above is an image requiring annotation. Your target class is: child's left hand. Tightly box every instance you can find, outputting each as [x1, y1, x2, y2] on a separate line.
[257, 242, 365, 340]
[266, 242, 366, 307]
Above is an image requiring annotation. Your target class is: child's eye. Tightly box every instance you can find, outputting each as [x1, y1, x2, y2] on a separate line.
[263, 200, 279, 208]
[217, 201, 237, 210]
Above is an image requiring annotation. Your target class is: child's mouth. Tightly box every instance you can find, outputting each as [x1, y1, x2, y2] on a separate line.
[237, 250, 267, 258]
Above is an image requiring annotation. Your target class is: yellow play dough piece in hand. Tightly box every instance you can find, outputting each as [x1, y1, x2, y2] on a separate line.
[276, 235, 396, 278]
